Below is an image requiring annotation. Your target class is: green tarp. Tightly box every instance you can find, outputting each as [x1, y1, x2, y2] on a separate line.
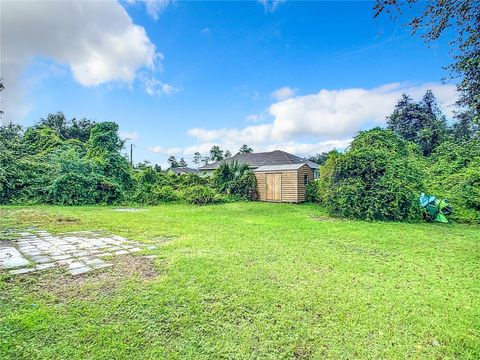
[419, 193, 452, 223]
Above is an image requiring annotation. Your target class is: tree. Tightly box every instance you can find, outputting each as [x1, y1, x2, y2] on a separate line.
[167, 156, 179, 168]
[386, 91, 447, 156]
[0, 78, 4, 118]
[308, 152, 328, 166]
[452, 110, 479, 142]
[86, 122, 133, 197]
[224, 150, 232, 159]
[238, 144, 253, 154]
[210, 145, 224, 162]
[35, 112, 96, 142]
[87, 122, 124, 157]
[201, 156, 210, 165]
[193, 152, 202, 165]
[374, 0, 479, 123]
[178, 157, 188, 168]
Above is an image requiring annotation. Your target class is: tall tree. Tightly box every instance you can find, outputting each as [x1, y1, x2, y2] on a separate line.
[167, 156, 179, 168]
[87, 122, 124, 157]
[201, 156, 210, 165]
[209, 145, 224, 161]
[452, 109, 479, 142]
[308, 152, 328, 166]
[374, 0, 479, 123]
[178, 157, 188, 168]
[386, 91, 447, 156]
[35, 112, 96, 142]
[224, 150, 232, 159]
[0, 78, 4, 118]
[193, 152, 202, 165]
[238, 144, 253, 154]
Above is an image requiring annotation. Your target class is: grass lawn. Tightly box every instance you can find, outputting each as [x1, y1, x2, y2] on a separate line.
[0, 203, 479, 359]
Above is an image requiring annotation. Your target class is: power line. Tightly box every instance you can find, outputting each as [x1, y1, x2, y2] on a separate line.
[131, 144, 196, 160]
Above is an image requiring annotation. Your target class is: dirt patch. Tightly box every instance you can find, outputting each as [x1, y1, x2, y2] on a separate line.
[4, 255, 162, 303]
[310, 215, 343, 222]
[112, 208, 146, 212]
[8, 209, 80, 227]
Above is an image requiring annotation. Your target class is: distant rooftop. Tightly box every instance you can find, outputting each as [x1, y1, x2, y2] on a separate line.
[198, 150, 319, 171]
[168, 167, 198, 175]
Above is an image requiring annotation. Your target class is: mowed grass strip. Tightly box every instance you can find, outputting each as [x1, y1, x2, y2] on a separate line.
[0, 203, 479, 359]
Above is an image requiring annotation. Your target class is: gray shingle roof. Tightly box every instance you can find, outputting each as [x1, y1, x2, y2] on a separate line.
[168, 167, 198, 175]
[198, 150, 320, 170]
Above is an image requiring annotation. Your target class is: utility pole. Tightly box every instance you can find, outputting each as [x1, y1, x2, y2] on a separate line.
[130, 143, 133, 166]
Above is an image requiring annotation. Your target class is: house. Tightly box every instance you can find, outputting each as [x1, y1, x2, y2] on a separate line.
[167, 167, 199, 175]
[198, 150, 320, 203]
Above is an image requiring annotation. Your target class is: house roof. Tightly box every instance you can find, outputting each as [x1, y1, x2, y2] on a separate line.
[198, 150, 320, 171]
[168, 167, 198, 175]
[253, 163, 309, 172]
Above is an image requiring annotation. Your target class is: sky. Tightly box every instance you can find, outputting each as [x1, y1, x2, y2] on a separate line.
[1, 0, 458, 167]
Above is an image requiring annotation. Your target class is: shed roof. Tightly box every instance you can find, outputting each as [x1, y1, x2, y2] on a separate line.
[253, 163, 309, 172]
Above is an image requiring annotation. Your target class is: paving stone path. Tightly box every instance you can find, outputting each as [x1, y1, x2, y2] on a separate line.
[0, 230, 155, 276]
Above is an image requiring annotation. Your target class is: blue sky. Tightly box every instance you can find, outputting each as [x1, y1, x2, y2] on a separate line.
[1, 0, 457, 166]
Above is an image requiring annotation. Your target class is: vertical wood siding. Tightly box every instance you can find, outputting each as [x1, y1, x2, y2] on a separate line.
[254, 170, 299, 203]
[297, 165, 314, 202]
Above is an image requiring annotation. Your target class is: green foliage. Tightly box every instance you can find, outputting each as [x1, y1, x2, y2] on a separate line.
[35, 112, 96, 142]
[425, 140, 480, 223]
[87, 122, 123, 157]
[319, 129, 423, 221]
[154, 186, 180, 203]
[308, 152, 328, 166]
[183, 185, 222, 205]
[386, 91, 447, 156]
[209, 145, 224, 161]
[305, 181, 320, 203]
[213, 161, 257, 200]
[23, 126, 63, 155]
[238, 144, 253, 154]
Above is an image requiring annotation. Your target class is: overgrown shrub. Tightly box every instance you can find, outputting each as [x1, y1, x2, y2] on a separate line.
[213, 161, 257, 200]
[153, 186, 180, 203]
[183, 185, 222, 205]
[319, 129, 423, 221]
[305, 181, 320, 203]
[425, 140, 480, 223]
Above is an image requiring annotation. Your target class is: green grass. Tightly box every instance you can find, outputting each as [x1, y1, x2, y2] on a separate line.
[0, 203, 479, 359]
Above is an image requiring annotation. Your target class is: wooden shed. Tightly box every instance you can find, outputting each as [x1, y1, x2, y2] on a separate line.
[253, 163, 314, 203]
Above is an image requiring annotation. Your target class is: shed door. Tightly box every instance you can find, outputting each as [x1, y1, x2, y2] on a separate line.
[266, 173, 281, 201]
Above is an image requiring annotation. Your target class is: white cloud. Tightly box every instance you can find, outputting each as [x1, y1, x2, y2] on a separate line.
[126, 0, 173, 21]
[180, 82, 457, 161]
[245, 113, 264, 122]
[258, 0, 286, 13]
[0, 0, 167, 123]
[201, 28, 211, 36]
[268, 82, 457, 139]
[120, 131, 139, 140]
[271, 86, 296, 101]
[141, 75, 181, 96]
[150, 145, 183, 156]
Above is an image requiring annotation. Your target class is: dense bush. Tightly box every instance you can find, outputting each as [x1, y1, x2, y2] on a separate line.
[305, 181, 320, 203]
[319, 129, 423, 221]
[153, 186, 180, 203]
[213, 161, 257, 200]
[183, 185, 223, 205]
[425, 140, 480, 223]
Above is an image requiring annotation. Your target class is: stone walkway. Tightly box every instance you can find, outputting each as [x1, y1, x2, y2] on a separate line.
[0, 230, 155, 276]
